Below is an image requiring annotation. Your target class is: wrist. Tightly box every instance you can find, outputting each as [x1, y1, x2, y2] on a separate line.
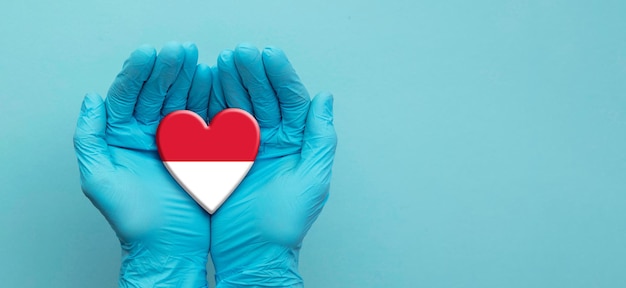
[119, 246, 208, 288]
[215, 270, 303, 288]
[214, 255, 302, 288]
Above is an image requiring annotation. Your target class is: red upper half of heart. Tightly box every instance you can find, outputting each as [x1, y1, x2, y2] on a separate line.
[157, 109, 260, 161]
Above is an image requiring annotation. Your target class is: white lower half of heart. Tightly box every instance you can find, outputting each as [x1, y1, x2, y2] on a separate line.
[163, 161, 254, 214]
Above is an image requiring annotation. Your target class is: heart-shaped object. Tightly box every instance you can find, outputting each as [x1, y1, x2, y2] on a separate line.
[157, 109, 260, 213]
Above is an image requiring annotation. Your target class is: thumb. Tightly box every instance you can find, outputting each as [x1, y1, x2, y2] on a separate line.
[298, 92, 337, 179]
[73, 93, 114, 180]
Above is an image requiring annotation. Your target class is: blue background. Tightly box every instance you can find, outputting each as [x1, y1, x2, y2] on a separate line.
[1, 1, 625, 287]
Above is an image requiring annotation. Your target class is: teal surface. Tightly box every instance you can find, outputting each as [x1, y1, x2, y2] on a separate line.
[1, 1, 625, 287]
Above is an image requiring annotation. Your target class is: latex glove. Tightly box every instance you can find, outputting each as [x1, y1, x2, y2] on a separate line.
[73, 42, 213, 287]
[209, 44, 337, 287]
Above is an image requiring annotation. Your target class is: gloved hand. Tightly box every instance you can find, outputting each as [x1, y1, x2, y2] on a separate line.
[73, 42, 213, 287]
[209, 44, 337, 287]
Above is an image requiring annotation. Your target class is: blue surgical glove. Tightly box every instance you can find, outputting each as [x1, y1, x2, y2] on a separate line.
[209, 44, 337, 287]
[73, 42, 213, 287]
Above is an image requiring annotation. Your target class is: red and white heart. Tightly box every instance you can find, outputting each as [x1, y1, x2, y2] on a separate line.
[157, 109, 260, 214]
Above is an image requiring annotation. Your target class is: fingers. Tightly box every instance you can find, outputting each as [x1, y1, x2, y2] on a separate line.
[262, 47, 310, 131]
[217, 50, 253, 115]
[186, 63, 212, 121]
[161, 42, 199, 117]
[105, 45, 156, 123]
[233, 44, 281, 128]
[134, 42, 185, 124]
[74, 93, 114, 178]
[208, 65, 227, 121]
[298, 92, 337, 179]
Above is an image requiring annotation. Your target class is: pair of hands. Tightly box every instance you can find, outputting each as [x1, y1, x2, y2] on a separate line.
[73, 42, 337, 287]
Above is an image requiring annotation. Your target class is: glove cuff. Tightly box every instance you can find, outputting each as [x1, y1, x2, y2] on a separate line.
[119, 248, 208, 287]
[215, 267, 302, 288]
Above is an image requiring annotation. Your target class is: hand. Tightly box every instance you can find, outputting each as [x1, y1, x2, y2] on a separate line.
[73, 42, 213, 287]
[209, 44, 337, 287]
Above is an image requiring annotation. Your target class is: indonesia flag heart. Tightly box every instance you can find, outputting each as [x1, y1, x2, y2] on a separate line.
[157, 109, 260, 214]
